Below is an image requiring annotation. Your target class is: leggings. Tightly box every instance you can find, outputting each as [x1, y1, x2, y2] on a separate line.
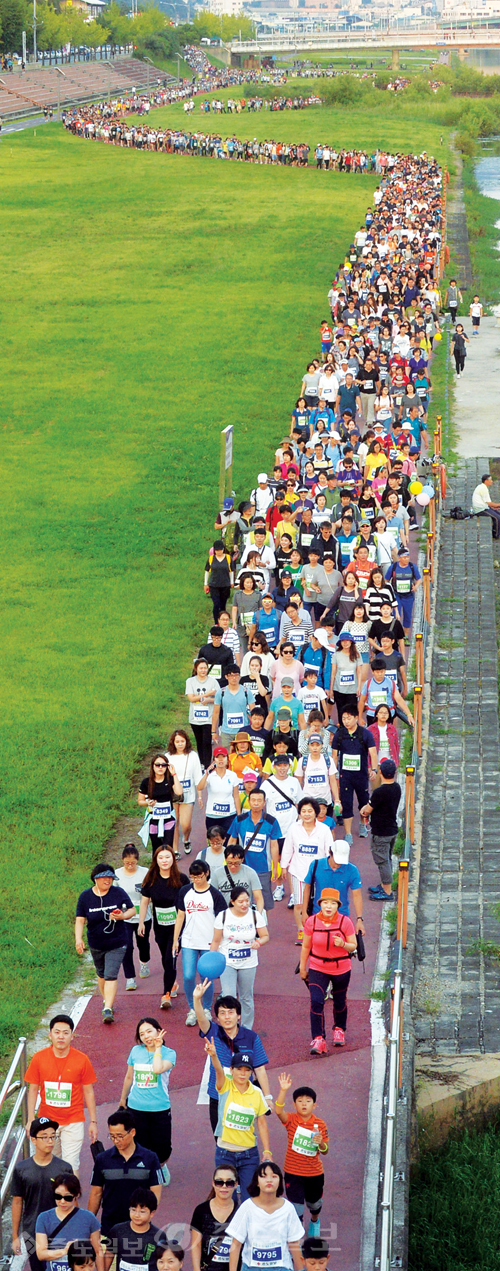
[454, 349, 465, 374]
[192, 723, 213, 769]
[153, 924, 177, 994]
[122, 920, 152, 978]
[308, 967, 351, 1038]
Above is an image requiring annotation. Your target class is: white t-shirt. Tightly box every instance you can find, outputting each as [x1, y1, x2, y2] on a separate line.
[205, 770, 240, 819]
[260, 775, 301, 836]
[226, 1197, 304, 1270]
[115, 865, 151, 924]
[185, 675, 219, 727]
[300, 754, 337, 803]
[281, 819, 334, 882]
[213, 907, 268, 969]
[297, 685, 327, 716]
[472, 482, 492, 514]
[167, 750, 202, 804]
[179, 884, 223, 949]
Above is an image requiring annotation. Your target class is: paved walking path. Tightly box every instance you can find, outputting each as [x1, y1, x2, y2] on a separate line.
[414, 457, 500, 1055]
[453, 316, 500, 458]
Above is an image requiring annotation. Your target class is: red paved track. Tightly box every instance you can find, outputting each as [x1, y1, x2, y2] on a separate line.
[74, 809, 385, 1271]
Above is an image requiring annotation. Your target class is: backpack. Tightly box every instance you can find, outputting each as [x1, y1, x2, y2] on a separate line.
[447, 506, 471, 521]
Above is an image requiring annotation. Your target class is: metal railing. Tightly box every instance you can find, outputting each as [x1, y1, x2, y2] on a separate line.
[378, 405, 446, 1271]
[0, 1037, 29, 1261]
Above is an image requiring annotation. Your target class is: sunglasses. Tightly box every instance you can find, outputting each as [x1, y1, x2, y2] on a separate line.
[154, 762, 167, 768]
[54, 1193, 74, 1202]
[214, 1178, 236, 1186]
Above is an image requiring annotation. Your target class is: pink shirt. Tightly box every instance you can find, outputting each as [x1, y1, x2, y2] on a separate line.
[269, 657, 305, 699]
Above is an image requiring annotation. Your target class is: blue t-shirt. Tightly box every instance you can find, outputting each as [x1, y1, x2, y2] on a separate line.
[228, 812, 281, 873]
[202, 1020, 269, 1100]
[36, 1208, 100, 1271]
[256, 609, 280, 648]
[300, 642, 332, 689]
[304, 859, 362, 916]
[386, 561, 421, 597]
[214, 686, 250, 735]
[126, 1043, 177, 1112]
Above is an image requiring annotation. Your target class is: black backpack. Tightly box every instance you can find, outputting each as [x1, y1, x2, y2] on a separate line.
[447, 506, 471, 521]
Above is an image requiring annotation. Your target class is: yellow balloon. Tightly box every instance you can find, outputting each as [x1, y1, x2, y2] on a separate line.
[409, 480, 423, 495]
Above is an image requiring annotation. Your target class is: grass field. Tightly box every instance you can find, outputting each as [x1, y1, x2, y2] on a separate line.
[409, 1118, 500, 1269]
[0, 122, 379, 1050]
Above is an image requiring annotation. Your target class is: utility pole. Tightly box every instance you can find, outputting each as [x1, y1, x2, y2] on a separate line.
[55, 65, 65, 120]
[33, 0, 37, 62]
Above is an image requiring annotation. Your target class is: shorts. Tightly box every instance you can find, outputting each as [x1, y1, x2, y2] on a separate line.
[257, 870, 274, 911]
[339, 774, 369, 820]
[472, 316, 480, 327]
[89, 944, 127, 981]
[290, 874, 304, 906]
[285, 1172, 324, 1207]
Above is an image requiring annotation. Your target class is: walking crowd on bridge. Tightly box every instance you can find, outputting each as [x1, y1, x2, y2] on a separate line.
[11, 148, 445, 1271]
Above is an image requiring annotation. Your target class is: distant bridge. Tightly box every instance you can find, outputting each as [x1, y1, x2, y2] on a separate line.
[226, 23, 500, 65]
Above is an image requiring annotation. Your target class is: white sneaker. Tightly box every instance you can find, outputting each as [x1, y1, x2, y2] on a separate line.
[204, 1008, 212, 1021]
[185, 1008, 197, 1026]
[273, 884, 285, 901]
[287, 895, 295, 909]
[126, 978, 137, 991]
[139, 963, 150, 979]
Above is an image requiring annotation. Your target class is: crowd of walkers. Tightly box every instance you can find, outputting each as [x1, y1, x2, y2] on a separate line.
[11, 146, 445, 1271]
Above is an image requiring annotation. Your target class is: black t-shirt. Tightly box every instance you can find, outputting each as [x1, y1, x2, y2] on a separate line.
[240, 675, 270, 715]
[75, 885, 132, 950]
[369, 617, 405, 646]
[141, 874, 190, 926]
[190, 1199, 238, 1271]
[370, 781, 401, 836]
[329, 724, 373, 779]
[139, 777, 175, 821]
[107, 1220, 160, 1268]
[91, 1144, 163, 1234]
[198, 643, 234, 684]
[11, 1155, 74, 1236]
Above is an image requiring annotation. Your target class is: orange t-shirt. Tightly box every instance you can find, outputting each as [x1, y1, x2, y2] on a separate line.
[24, 1047, 97, 1125]
[229, 752, 263, 782]
[283, 1111, 329, 1176]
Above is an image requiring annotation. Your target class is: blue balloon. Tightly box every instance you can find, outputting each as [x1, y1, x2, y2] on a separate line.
[422, 483, 435, 498]
[198, 951, 226, 980]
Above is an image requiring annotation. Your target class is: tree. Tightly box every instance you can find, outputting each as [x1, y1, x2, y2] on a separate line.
[191, 10, 255, 41]
[0, 0, 30, 51]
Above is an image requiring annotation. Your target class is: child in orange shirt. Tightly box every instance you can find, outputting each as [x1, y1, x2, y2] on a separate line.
[274, 1072, 329, 1238]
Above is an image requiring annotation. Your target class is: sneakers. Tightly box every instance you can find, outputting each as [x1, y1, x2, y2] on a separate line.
[102, 1007, 114, 1024]
[369, 884, 395, 901]
[273, 883, 285, 901]
[345, 833, 353, 845]
[139, 963, 150, 979]
[171, 982, 179, 998]
[184, 840, 192, 854]
[185, 1008, 197, 1026]
[358, 822, 369, 838]
[295, 930, 304, 945]
[333, 1027, 345, 1047]
[308, 1220, 321, 1238]
[125, 978, 137, 991]
[310, 1036, 327, 1056]
[287, 895, 295, 909]
[160, 994, 171, 1009]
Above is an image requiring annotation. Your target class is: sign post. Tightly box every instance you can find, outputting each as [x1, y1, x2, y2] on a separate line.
[219, 425, 233, 511]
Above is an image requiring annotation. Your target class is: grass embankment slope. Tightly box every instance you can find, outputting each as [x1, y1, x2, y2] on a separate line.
[0, 123, 377, 1049]
[462, 155, 500, 305]
[409, 1117, 500, 1270]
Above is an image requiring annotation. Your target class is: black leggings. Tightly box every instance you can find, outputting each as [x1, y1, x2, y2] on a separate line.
[454, 349, 466, 373]
[308, 967, 351, 1038]
[192, 723, 212, 769]
[122, 920, 152, 978]
[153, 924, 177, 994]
[209, 1095, 219, 1135]
[333, 690, 358, 725]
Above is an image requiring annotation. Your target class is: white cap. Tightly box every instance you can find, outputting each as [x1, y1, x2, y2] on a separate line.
[331, 431, 341, 442]
[332, 839, 350, 864]
[313, 629, 330, 649]
[258, 473, 268, 483]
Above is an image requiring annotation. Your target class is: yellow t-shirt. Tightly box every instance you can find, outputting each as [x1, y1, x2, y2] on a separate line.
[276, 519, 298, 545]
[217, 1075, 268, 1148]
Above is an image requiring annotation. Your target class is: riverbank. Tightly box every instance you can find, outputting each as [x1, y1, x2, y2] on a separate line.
[463, 153, 500, 303]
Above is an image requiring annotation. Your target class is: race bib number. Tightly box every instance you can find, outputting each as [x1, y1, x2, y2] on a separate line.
[152, 803, 173, 818]
[227, 713, 245, 729]
[343, 754, 360, 771]
[193, 705, 210, 722]
[339, 674, 355, 687]
[209, 1237, 232, 1264]
[244, 831, 266, 855]
[251, 1249, 282, 1266]
[370, 690, 387, 707]
[288, 629, 305, 647]
[291, 1125, 318, 1157]
[251, 737, 265, 756]
[134, 1064, 158, 1089]
[211, 664, 222, 680]
[276, 800, 290, 812]
[363, 506, 374, 518]
[213, 802, 230, 814]
[224, 1101, 255, 1130]
[182, 779, 191, 790]
[242, 612, 255, 629]
[397, 579, 412, 594]
[51, 1261, 69, 1271]
[155, 906, 177, 926]
[299, 842, 317, 855]
[229, 947, 252, 961]
[308, 774, 324, 785]
[387, 525, 399, 538]
[121, 1261, 148, 1271]
[44, 1081, 72, 1108]
[302, 696, 319, 713]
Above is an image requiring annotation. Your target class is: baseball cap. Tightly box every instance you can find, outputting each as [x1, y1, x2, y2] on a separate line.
[258, 472, 268, 482]
[213, 746, 228, 758]
[281, 677, 294, 687]
[277, 707, 292, 720]
[30, 1116, 59, 1137]
[230, 1051, 254, 1069]
[332, 840, 350, 864]
[273, 754, 290, 766]
[223, 497, 234, 510]
[241, 767, 258, 782]
[313, 628, 331, 650]
[398, 545, 410, 556]
[331, 431, 341, 442]
[380, 758, 397, 778]
[319, 888, 340, 903]
[308, 734, 322, 745]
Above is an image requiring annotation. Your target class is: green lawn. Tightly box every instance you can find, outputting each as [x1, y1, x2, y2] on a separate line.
[0, 123, 377, 1050]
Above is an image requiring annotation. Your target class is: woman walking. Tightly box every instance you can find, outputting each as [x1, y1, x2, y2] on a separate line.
[191, 1165, 239, 1271]
[75, 865, 136, 1024]
[211, 886, 269, 1027]
[299, 888, 356, 1055]
[226, 1163, 304, 1271]
[199, 748, 241, 840]
[139, 847, 189, 1010]
[118, 1017, 176, 1172]
[167, 729, 203, 856]
[185, 658, 219, 771]
[138, 756, 183, 853]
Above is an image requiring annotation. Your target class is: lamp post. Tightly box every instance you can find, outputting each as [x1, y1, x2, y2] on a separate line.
[55, 65, 65, 120]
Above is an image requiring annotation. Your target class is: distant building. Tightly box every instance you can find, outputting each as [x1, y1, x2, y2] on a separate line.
[60, 0, 107, 19]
